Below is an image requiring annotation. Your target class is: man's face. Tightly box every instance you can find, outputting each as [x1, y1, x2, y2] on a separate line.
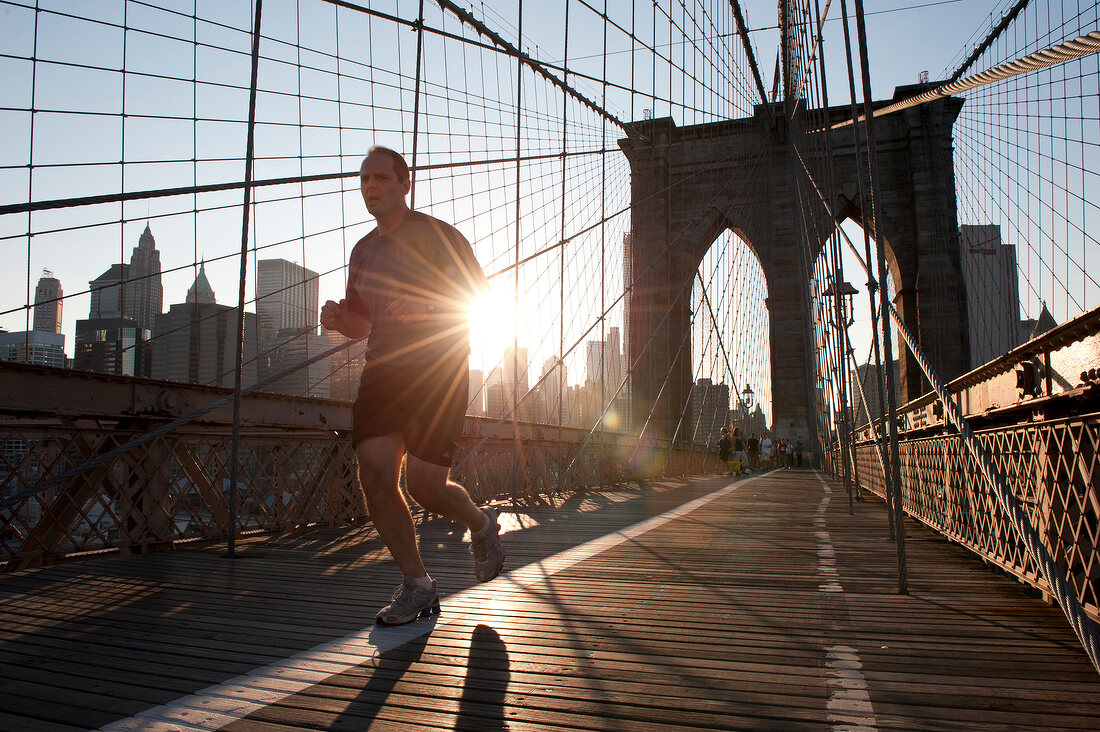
[360, 153, 409, 219]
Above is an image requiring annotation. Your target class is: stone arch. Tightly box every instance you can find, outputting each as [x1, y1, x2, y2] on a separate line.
[690, 223, 773, 433]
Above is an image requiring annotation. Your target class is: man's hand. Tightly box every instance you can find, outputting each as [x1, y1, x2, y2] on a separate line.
[321, 299, 370, 338]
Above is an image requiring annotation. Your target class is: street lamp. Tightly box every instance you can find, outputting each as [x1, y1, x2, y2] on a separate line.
[741, 382, 755, 410]
[740, 382, 755, 431]
[823, 278, 858, 327]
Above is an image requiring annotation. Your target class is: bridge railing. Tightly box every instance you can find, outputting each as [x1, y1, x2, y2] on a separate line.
[0, 363, 720, 571]
[851, 414, 1099, 625]
[834, 309, 1100, 625]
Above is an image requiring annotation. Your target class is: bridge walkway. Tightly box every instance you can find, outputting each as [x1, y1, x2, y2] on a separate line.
[2, 469, 1099, 730]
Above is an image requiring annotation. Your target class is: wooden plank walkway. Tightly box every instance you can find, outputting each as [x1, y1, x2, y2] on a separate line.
[2, 469, 1099, 731]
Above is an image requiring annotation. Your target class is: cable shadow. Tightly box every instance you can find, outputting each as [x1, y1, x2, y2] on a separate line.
[455, 623, 511, 731]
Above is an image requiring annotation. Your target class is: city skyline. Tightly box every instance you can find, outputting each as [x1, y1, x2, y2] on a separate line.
[2, 1, 1089, 430]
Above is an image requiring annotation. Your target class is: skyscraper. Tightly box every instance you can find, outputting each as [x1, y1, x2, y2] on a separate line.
[485, 366, 506, 418]
[691, 378, 730, 443]
[323, 327, 370, 402]
[33, 269, 62, 334]
[151, 267, 257, 388]
[850, 362, 900, 427]
[256, 259, 319, 339]
[187, 262, 216, 304]
[78, 260, 150, 376]
[89, 263, 130, 319]
[585, 326, 623, 389]
[467, 369, 485, 416]
[537, 356, 566, 423]
[262, 328, 333, 398]
[126, 223, 163, 332]
[959, 225, 1022, 368]
[84, 224, 163, 329]
[0, 330, 66, 368]
[74, 316, 149, 376]
[502, 346, 529, 394]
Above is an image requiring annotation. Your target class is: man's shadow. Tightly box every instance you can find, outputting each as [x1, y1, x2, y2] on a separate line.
[456, 624, 511, 731]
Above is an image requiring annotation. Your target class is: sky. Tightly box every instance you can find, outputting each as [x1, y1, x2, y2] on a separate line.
[1, 0, 1092, 407]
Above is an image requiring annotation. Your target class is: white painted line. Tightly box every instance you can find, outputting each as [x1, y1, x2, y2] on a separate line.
[812, 471, 878, 731]
[101, 475, 761, 731]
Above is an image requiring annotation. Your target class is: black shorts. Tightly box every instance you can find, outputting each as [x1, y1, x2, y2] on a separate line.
[352, 354, 469, 467]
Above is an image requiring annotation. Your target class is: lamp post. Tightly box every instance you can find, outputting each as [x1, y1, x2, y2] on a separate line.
[824, 277, 858, 509]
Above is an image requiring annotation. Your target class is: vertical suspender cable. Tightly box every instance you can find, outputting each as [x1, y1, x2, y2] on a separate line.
[839, 0, 883, 511]
[852, 0, 907, 594]
[599, 0, 608, 458]
[785, 2, 822, 472]
[511, 0, 524, 501]
[228, 0, 264, 559]
[117, 0, 129, 374]
[410, 0, 426, 209]
[25, 2, 40, 349]
[557, 0, 571, 486]
[334, 3, 352, 392]
[811, 0, 854, 510]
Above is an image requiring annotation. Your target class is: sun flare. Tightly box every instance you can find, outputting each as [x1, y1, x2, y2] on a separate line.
[468, 287, 517, 363]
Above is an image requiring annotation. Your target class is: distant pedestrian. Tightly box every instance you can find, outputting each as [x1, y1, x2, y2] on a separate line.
[717, 427, 733, 475]
[747, 432, 759, 470]
[760, 432, 773, 468]
[795, 438, 804, 468]
[732, 426, 748, 475]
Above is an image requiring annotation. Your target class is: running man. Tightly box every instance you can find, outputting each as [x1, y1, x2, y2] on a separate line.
[321, 146, 503, 626]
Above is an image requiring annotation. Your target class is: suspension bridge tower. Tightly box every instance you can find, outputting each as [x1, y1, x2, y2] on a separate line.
[620, 86, 970, 449]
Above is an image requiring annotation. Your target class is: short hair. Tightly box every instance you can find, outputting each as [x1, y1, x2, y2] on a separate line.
[366, 145, 410, 183]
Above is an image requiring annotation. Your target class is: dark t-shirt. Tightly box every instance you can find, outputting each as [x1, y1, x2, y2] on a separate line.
[734, 436, 745, 451]
[748, 437, 759, 452]
[346, 211, 487, 365]
[718, 437, 731, 459]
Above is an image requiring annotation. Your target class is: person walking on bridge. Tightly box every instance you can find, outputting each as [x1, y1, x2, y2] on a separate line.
[717, 427, 733, 475]
[747, 432, 759, 470]
[321, 146, 502, 626]
[732, 426, 748, 475]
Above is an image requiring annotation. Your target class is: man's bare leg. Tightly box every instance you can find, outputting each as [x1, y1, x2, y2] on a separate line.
[404, 455, 486, 532]
[406, 455, 504, 583]
[355, 434, 427, 578]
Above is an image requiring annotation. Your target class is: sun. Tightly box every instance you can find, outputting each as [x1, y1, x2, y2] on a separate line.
[467, 286, 517, 363]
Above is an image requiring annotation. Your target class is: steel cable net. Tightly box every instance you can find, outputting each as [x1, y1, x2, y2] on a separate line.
[0, 1, 773, 559]
[948, 0, 1100, 355]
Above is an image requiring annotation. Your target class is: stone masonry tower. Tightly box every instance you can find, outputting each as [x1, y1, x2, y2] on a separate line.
[619, 87, 969, 449]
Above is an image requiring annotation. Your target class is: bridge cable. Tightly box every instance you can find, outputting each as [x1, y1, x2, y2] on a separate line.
[226, 0, 265, 557]
[852, 0, 908, 592]
[839, 0, 894, 535]
[947, 0, 1031, 83]
[729, 1, 772, 109]
[827, 30, 1100, 131]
